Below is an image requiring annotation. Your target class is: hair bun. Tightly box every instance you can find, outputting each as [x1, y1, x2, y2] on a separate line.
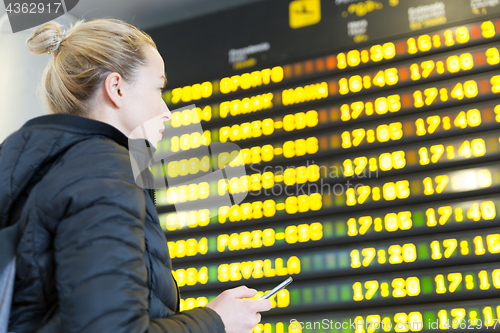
[26, 21, 67, 55]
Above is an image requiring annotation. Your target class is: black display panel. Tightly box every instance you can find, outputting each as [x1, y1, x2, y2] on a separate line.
[146, 1, 500, 331]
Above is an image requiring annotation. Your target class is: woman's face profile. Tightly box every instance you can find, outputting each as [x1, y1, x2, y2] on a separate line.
[122, 45, 172, 149]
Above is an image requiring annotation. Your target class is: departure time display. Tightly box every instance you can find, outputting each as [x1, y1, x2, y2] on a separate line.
[148, 3, 500, 332]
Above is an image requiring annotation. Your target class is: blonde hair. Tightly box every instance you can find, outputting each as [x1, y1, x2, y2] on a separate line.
[26, 19, 157, 116]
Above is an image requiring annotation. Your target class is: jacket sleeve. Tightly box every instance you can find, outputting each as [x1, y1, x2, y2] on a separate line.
[47, 173, 225, 333]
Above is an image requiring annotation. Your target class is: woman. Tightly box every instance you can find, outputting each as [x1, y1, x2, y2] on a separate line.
[2, 18, 271, 333]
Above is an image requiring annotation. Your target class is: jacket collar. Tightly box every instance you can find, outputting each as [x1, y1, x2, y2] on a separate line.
[22, 113, 148, 152]
[22, 113, 157, 184]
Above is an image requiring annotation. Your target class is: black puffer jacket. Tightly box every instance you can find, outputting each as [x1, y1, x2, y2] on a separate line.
[1, 114, 225, 333]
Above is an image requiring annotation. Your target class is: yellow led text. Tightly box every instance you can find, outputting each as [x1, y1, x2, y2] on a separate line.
[168, 238, 208, 259]
[218, 194, 322, 223]
[220, 67, 284, 94]
[163, 209, 211, 231]
[173, 267, 208, 287]
[170, 106, 212, 128]
[345, 180, 410, 206]
[353, 277, 420, 301]
[219, 165, 320, 195]
[341, 94, 401, 121]
[341, 122, 403, 149]
[219, 93, 274, 118]
[218, 256, 301, 282]
[347, 211, 412, 236]
[217, 222, 323, 252]
[282, 82, 328, 106]
[219, 110, 318, 143]
[171, 82, 213, 104]
[343, 150, 406, 176]
[180, 297, 208, 311]
[351, 243, 417, 268]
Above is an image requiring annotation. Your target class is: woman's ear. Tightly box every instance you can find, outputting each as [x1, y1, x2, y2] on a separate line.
[103, 72, 124, 108]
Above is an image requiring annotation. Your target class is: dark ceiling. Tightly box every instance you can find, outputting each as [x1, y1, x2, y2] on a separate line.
[0, 0, 264, 30]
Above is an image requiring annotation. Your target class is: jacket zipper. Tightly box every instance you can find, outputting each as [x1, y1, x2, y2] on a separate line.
[152, 188, 156, 207]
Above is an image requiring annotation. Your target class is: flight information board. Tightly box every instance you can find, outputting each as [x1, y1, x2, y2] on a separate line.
[146, 0, 500, 332]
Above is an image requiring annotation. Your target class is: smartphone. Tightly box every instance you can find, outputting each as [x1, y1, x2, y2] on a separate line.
[260, 277, 293, 300]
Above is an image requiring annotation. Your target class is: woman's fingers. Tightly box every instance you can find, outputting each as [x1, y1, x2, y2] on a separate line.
[248, 299, 273, 312]
[205, 286, 272, 333]
[225, 285, 257, 299]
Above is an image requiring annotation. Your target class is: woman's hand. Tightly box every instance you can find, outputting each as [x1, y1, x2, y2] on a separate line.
[206, 285, 272, 333]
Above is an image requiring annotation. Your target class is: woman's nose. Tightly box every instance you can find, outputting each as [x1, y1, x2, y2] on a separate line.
[162, 102, 172, 121]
